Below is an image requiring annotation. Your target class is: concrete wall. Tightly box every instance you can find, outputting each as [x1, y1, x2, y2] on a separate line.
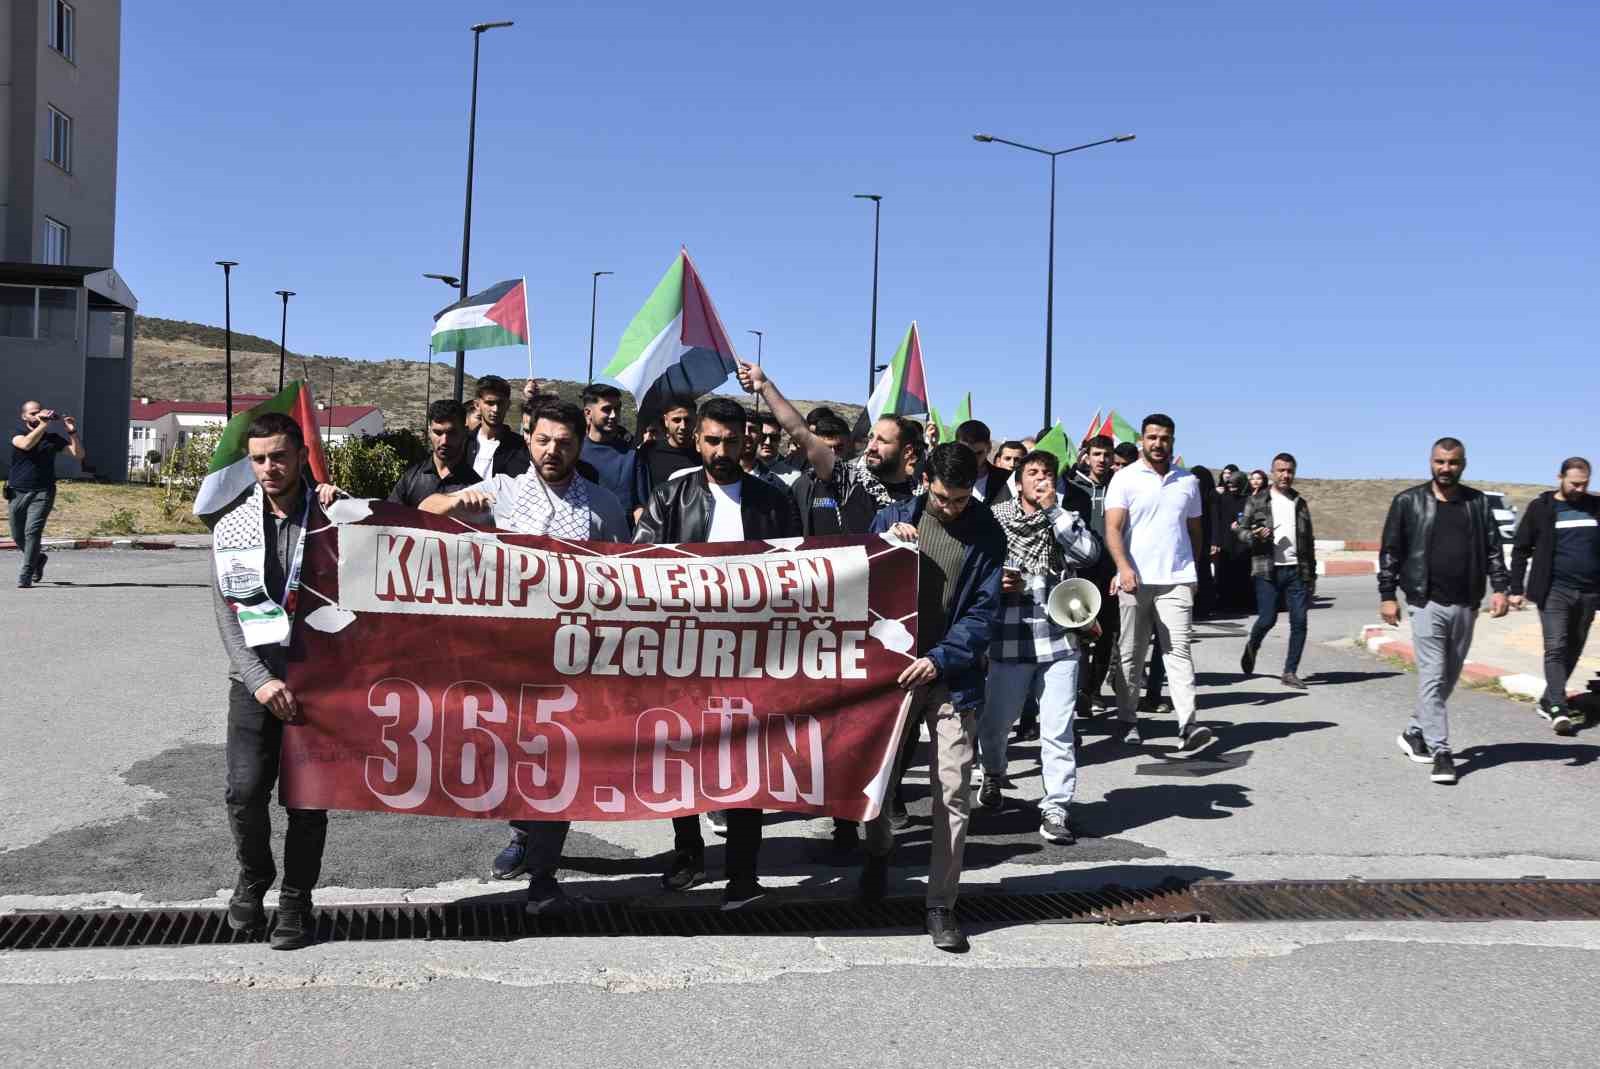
[0, 289, 86, 481]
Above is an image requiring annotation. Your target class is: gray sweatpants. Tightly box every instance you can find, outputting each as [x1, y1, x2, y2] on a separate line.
[1409, 600, 1477, 753]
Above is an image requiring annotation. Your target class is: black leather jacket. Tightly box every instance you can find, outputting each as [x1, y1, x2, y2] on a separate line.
[1378, 483, 1509, 607]
[632, 467, 801, 545]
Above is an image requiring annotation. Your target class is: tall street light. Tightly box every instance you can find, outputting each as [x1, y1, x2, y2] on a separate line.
[746, 329, 763, 414]
[424, 273, 460, 424]
[587, 270, 613, 383]
[274, 290, 295, 392]
[972, 132, 1134, 427]
[853, 194, 882, 396]
[215, 261, 238, 418]
[454, 19, 515, 402]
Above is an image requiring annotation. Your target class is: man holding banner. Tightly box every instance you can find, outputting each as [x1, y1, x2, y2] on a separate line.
[420, 399, 629, 913]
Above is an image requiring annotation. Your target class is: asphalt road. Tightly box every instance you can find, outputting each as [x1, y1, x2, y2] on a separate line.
[4, 550, 1599, 1066]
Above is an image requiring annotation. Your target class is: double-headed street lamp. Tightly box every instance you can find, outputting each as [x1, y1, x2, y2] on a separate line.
[972, 132, 1134, 428]
[214, 261, 238, 418]
[853, 194, 882, 394]
[423, 273, 460, 421]
[454, 19, 515, 402]
[588, 270, 614, 383]
[274, 290, 295, 392]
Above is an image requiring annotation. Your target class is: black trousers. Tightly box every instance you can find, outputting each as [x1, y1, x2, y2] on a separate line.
[673, 810, 762, 880]
[1540, 585, 1600, 706]
[226, 680, 328, 905]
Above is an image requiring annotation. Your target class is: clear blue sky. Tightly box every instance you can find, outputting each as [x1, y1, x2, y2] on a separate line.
[117, 1, 1597, 482]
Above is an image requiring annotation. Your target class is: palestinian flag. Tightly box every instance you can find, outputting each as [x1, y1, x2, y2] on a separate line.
[604, 249, 739, 420]
[1096, 409, 1138, 445]
[864, 322, 930, 423]
[192, 382, 329, 517]
[1081, 408, 1104, 445]
[430, 278, 530, 354]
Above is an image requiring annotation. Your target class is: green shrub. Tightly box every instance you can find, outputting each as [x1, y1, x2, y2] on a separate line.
[158, 427, 221, 520]
[91, 508, 139, 536]
[325, 436, 406, 499]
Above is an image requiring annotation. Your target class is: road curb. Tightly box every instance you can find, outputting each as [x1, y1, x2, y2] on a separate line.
[0, 537, 205, 552]
[1360, 624, 1581, 702]
[1315, 539, 1381, 552]
[1318, 559, 1377, 576]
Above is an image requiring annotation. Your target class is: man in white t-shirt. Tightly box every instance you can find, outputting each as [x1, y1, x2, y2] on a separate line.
[1103, 413, 1215, 756]
[420, 400, 628, 915]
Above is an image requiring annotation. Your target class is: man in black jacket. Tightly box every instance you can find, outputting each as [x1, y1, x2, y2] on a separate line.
[1238, 453, 1317, 690]
[387, 400, 479, 507]
[1509, 457, 1598, 734]
[465, 375, 531, 479]
[633, 397, 801, 909]
[1378, 438, 1510, 784]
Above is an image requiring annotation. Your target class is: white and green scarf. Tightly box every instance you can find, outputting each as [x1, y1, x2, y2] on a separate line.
[212, 482, 311, 648]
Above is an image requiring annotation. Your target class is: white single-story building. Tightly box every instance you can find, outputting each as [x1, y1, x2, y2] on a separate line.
[128, 395, 384, 474]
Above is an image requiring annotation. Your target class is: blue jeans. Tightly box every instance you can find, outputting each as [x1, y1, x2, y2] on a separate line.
[1248, 566, 1310, 674]
[980, 658, 1081, 819]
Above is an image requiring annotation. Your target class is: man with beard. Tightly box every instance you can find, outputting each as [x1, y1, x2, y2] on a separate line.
[465, 375, 531, 480]
[9, 400, 85, 588]
[1380, 438, 1509, 784]
[1238, 453, 1318, 690]
[580, 383, 652, 524]
[640, 397, 700, 485]
[735, 361, 924, 842]
[632, 396, 801, 909]
[420, 401, 629, 912]
[1067, 435, 1121, 715]
[387, 400, 478, 507]
[1104, 414, 1214, 755]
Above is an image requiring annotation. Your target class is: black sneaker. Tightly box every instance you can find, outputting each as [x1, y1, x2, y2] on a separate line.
[1281, 672, 1308, 691]
[525, 872, 571, 915]
[661, 849, 706, 892]
[1430, 749, 1457, 784]
[1017, 721, 1040, 742]
[1536, 699, 1558, 722]
[31, 552, 48, 583]
[705, 810, 728, 836]
[491, 832, 529, 880]
[1396, 728, 1430, 763]
[721, 877, 766, 911]
[889, 796, 910, 831]
[1174, 725, 1215, 756]
[268, 906, 316, 951]
[925, 907, 969, 953]
[1240, 641, 1259, 677]
[1551, 708, 1576, 736]
[859, 854, 889, 903]
[226, 877, 269, 935]
[1116, 719, 1144, 746]
[16, 574, 31, 589]
[977, 775, 1003, 811]
[1039, 812, 1075, 844]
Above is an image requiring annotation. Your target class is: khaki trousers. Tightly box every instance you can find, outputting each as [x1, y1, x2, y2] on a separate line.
[1114, 582, 1198, 733]
[864, 683, 976, 909]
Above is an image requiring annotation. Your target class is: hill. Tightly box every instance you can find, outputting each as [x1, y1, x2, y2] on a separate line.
[130, 316, 862, 433]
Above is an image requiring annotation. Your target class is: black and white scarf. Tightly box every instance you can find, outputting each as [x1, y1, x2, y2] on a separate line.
[993, 497, 1061, 577]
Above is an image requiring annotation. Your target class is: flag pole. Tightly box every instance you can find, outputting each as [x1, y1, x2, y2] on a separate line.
[521, 276, 534, 384]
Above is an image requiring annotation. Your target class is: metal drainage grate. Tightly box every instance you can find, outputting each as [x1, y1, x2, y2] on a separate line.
[0, 885, 1199, 952]
[1194, 879, 1600, 922]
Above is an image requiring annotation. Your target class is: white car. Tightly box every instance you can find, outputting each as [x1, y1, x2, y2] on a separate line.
[1484, 491, 1519, 543]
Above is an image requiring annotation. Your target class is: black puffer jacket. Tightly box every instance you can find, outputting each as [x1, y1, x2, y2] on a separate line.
[1377, 483, 1509, 607]
[633, 467, 801, 545]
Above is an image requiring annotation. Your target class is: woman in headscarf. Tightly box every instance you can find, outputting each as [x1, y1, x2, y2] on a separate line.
[1191, 466, 1219, 619]
[1211, 467, 1254, 612]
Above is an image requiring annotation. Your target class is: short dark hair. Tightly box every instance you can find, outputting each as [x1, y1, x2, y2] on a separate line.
[697, 396, 748, 432]
[531, 400, 584, 439]
[660, 396, 695, 417]
[955, 419, 991, 445]
[805, 406, 838, 428]
[427, 399, 467, 426]
[1432, 436, 1465, 455]
[1272, 452, 1298, 468]
[742, 407, 761, 431]
[876, 415, 925, 457]
[1141, 413, 1175, 435]
[1084, 435, 1114, 453]
[998, 440, 1026, 456]
[924, 441, 980, 489]
[1113, 442, 1139, 463]
[582, 383, 622, 407]
[1019, 450, 1061, 480]
[1561, 456, 1591, 476]
[759, 413, 781, 431]
[812, 413, 851, 439]
[245, 411, 304, 449]
[475, 374, 511, 400]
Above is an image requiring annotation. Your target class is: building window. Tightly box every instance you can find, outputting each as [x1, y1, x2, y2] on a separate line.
[0, 285, 35, 339]
[49, 2, 76, 62]
[37, 287, 78, 340]
[47, 107, 72, 172]
[43, 217, 70, 265]
[88, 306, 127, 358]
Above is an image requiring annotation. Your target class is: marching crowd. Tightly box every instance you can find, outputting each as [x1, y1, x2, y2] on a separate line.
[9, 380, 1596, 953]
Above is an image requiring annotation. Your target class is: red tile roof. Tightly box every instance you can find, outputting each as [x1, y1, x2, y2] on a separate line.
[130, 396, 380, 428]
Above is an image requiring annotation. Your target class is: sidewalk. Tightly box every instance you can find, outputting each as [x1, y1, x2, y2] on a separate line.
[0, 533, 210, 551]
[1362, 603, 1600, 704]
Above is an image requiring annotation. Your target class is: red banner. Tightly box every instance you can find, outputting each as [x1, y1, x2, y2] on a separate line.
[279, 502, 919, 823]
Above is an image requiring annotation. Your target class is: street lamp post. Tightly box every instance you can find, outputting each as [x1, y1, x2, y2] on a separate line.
[215, 261, 238, 418]
[587, 270, 613, 383]
[746, 329, 763, 413]
[274, 290, 295, 392]
[853, 194, 882, 395]
[454, 19, 515, 402]
[423, 273, 460, 425]
[971, 132, 1134, 427]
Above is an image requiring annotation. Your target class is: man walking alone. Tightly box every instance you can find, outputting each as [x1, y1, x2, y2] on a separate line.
[1379, 437, 1510, 784]
[1239, 453, 1317, 689]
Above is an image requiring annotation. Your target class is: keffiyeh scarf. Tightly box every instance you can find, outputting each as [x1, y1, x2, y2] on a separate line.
[993, 498, 1062, 577]
[211, 482, 310, 648]
[845, 456, 925, 507]
[506, 472, 594, 540]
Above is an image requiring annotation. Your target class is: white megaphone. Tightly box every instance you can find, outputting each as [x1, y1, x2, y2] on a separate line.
[1046, 577, 1102, 631]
